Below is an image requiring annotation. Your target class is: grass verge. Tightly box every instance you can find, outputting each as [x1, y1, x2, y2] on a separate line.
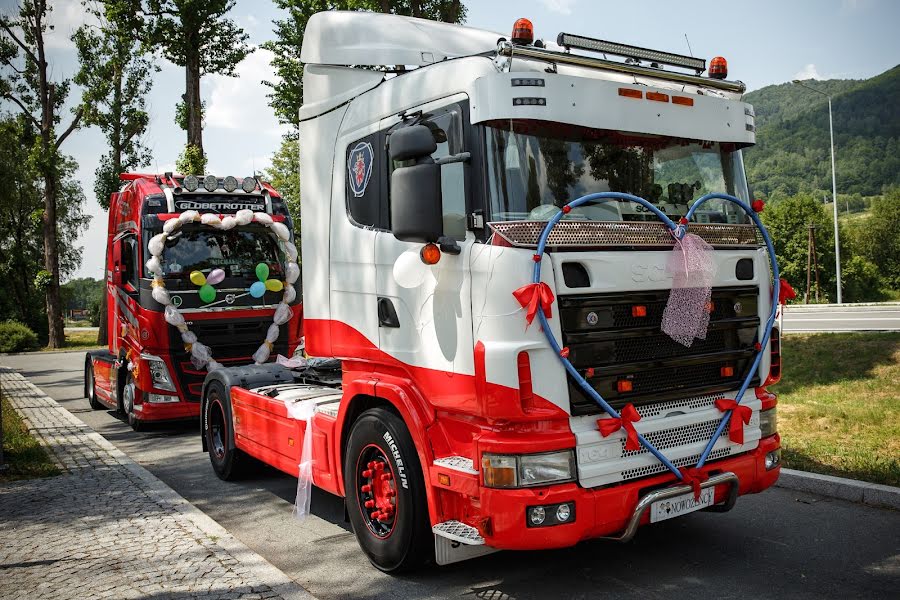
[39, 329, 102, 352]
[778, 332, 900, 487]
[1, 392, 61, 482]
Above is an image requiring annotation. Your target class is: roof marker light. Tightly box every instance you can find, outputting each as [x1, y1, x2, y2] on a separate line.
[709, 56, 728, 79]
[511, 18, 534, 45]
[420, 243, 441, 265]
[646, 91, 669, 103]
[618, 87, 642, 99]
[672, 95, 694, 107]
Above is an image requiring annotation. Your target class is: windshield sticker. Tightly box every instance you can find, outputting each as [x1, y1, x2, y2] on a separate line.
[348, 141, 374, 198]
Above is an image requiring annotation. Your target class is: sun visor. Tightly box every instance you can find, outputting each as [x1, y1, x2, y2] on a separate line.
[299, 65, 385, 122]
[470, 73, 755, 145]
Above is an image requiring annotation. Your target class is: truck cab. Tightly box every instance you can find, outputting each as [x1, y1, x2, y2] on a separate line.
[201, 12, 782, 572]
[85, 174, 302, 429]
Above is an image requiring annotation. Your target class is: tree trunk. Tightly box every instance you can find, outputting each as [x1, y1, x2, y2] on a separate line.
[411, 0, 421, 18]
[185, 48, 203, 156]
[379, 0, 390, 13]
[43, 172, 64, 348]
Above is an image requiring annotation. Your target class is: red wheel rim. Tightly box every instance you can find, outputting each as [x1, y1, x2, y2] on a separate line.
[355, 443, 398, 539]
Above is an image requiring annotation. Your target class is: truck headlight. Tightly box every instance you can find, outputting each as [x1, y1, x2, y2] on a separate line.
[142, 353, 176, 392]
[482, 450, 575, 488]
[759, 407, 777, 437]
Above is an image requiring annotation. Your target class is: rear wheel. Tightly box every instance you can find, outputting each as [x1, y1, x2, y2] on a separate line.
[120, 372, 144, 431]
[344, 407, 433, 572]
[205, 381, 248, 480]
[85, 359, 103, 410]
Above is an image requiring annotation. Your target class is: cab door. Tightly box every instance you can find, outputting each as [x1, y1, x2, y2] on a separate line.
[373, 97, 476, 397]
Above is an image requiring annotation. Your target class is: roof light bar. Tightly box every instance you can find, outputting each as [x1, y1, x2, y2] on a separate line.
[557, 32, 706, 73]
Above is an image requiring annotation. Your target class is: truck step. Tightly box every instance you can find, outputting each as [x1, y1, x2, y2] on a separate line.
[433, 456, 478, 475]
[432, 520, 485, 545]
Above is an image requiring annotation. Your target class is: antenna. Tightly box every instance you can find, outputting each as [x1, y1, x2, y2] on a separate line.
[684, 33, 694, 57]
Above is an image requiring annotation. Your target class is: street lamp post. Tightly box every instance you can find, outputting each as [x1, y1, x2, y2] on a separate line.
[792, 79, 842, 304]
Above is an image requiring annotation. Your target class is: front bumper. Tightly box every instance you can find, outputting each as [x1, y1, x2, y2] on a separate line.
[476, 434, 780, 550]
[134, 398, 200, 421]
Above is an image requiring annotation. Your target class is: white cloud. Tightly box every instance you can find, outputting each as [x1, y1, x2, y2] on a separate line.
[205, 46, 288, 135]
[793, 63, 824, 81]
[540, 0, 576, 15]
[44, 0, 95, 50]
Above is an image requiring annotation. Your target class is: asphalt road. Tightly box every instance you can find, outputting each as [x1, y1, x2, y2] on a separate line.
[2, 350, 898, 600]
[782, 305, 900, 333]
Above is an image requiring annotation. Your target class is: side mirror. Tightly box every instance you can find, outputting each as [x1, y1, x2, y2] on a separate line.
[390, 125, 443, 243]
[111, 269, 123, 286]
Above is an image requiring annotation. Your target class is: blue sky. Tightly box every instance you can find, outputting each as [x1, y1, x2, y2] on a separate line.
[1, 0, 897, 279]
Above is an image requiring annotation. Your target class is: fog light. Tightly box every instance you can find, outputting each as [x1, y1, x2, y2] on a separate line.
[529, 506, 546, 526]
[765, 449, 781, 470]
[556, 503, 571, 522]
[147, 393, 178, 404]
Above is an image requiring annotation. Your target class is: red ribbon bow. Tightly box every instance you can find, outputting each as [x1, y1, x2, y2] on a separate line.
[715, 398, 752, 445]
[512, 282, 555, 327]
[716, 398, 753, 444]
[597, 403, 642, 451]
[678, 467, 709, 500]
[778, 278, 796, 305]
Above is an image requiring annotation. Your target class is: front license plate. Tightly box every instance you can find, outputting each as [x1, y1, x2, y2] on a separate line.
[650, 487, 715, 523]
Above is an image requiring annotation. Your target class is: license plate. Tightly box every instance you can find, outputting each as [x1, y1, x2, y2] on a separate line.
[650, 487, 715, 523]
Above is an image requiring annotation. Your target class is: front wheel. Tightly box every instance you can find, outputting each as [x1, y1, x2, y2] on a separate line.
[205, 381, 248, 480]
[120, 372, 144, 431]
[344, 407, 433, 572]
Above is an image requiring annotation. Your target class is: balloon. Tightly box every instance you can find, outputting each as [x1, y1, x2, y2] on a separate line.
[201, 213, 222, 227]
[249, 281, 266, 298]
[163, 218, 181, 234]
[283, 241, 298, 261]
[270, 222, 290, 241]
[145, 256, 162, 277]
[207, 268, 225, 285]
[285, 261, 300, 284]
[148, 233, 168, 257]
[235, 209, 254, 225]
[282, 284, 296, 304]
[178, 210, 200, 224]
[393, 250, 428, 288]
[220, 216, 237, 230]
[255, 262, 270, 282]
[190, 270, 206, 286]
[253, 212, 274, 226]
[198, 284, 216, 303]
[265, 279, 283, 292]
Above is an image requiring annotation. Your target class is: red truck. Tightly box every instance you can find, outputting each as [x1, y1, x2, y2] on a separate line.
[200, 13, 784, 573]
[84, 172, 302, 430]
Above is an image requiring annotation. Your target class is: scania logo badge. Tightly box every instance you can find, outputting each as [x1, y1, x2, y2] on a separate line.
[734, 302, 742, 314]
[586, 311, 599, 325]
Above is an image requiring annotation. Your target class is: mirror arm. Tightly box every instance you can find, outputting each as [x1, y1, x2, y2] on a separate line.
[437, 236, 461, 255]
[434, 152, 471, 166]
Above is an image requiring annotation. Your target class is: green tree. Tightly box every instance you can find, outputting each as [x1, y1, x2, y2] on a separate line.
[1, 1, 87, 348]
[142, 0, 251, 170]
[74, 0, 155, 211]
[848, 188, 900, 289]
[265, 137, 300, 223]
[760, 193, 836, 302]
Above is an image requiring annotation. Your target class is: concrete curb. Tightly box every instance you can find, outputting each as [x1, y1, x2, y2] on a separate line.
[0, 348, 101, 356]
[776, 468, 900, 511]
[0, 367, 318, 600]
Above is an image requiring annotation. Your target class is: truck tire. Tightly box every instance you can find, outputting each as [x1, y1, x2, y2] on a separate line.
[120, 371, 144, 431]
[205, 380, 249, 480]
[344, 407, 433, 572]
[85, 359, 103, 410]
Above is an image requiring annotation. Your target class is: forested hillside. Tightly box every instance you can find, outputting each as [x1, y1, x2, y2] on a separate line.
[743, 65, 900, 199]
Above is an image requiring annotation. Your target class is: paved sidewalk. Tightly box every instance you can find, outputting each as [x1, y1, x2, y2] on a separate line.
[0, 367, 315, 600]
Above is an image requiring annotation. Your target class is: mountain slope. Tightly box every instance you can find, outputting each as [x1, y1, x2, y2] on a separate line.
[743, 65, 900, 198]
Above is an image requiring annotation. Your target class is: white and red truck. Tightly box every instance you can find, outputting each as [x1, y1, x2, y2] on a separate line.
[199, 12, 784, 572]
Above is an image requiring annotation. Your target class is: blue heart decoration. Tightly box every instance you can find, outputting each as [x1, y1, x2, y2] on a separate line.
[530, 192, 780, 483]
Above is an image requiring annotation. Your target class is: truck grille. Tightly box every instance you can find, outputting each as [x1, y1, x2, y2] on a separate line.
[561, 286, 760, 415]
[168, 316, 290, 402]
[621, 447, 733, 481]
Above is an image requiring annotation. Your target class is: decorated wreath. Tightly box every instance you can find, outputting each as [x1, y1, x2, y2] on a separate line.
[144, 208, 300, 371]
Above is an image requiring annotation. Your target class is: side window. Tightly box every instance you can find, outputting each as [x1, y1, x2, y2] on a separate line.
[346, 132, 382, 228]
[120, 236, 139, 289]
[389, 104, 468, 240]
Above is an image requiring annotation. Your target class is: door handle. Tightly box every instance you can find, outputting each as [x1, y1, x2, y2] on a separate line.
[377, 297, 400, 328]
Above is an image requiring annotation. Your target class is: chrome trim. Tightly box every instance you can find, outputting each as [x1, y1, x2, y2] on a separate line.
[600, 471, 739, 543]
[498, 43, 746, 94]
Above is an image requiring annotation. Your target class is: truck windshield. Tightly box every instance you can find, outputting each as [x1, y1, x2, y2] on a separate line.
[484, 120, 751, 223]
[151, 226, 283, 280]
